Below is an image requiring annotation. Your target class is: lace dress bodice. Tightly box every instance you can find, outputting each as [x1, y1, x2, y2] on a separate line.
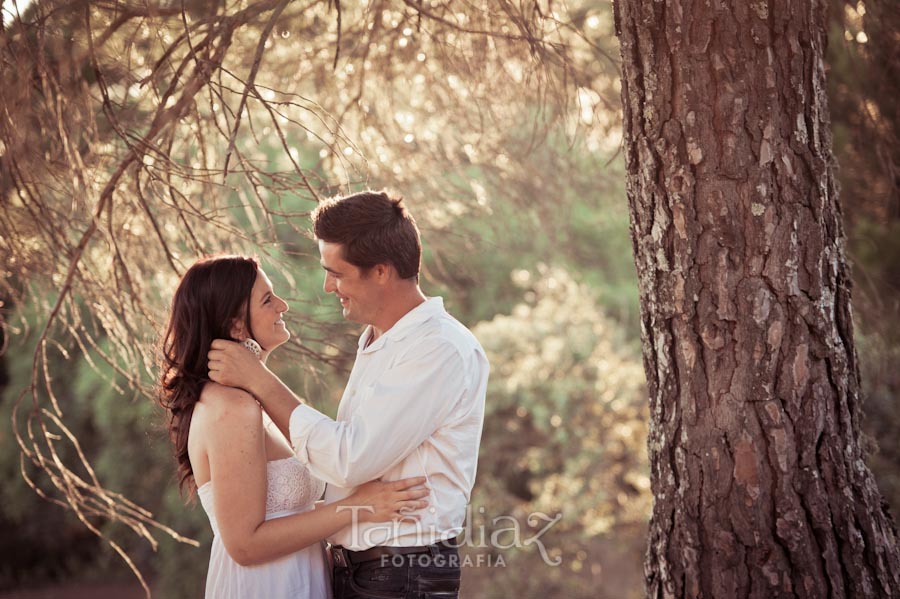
[198, 457, 325, 529]
[265, 457, 326, 515]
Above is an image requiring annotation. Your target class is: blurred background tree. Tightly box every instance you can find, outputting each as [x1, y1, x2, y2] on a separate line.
[0, 0, 895, 597]
[826, 0, 900, 523]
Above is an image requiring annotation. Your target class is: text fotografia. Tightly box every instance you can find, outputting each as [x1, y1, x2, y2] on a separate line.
[380, 551, 507, 568]
[336, 505, 564, 567]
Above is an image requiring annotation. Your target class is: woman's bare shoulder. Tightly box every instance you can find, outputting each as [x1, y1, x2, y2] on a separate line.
[198, 383, 261, 423]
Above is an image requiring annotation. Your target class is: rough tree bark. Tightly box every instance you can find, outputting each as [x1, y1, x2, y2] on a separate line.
[613, 1, 900, 597]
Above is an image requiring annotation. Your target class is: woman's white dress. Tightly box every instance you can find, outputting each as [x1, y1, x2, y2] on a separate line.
[197, 457, 331, 598]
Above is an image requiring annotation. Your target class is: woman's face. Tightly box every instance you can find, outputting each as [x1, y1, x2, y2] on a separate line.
[238, 267, 290, 352]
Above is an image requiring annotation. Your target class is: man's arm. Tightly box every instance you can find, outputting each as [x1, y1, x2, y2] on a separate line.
[207, 339, 302, 439]
[290, 338, 469, 487]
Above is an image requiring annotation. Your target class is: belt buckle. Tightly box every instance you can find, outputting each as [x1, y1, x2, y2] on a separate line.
[332, 546, 349, 568]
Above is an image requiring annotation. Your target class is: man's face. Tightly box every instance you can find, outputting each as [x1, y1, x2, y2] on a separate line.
[318, 240, 380, 325]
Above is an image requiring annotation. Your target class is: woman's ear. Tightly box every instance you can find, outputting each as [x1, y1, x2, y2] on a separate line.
[229, 318, 247, 341]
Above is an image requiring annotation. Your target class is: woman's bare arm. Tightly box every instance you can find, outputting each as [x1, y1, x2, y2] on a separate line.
[204, 386, 427, 567]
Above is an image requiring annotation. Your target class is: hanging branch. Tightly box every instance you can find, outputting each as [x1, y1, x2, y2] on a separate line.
[0, 0, 617, 593]
[223, 0, 291, 177]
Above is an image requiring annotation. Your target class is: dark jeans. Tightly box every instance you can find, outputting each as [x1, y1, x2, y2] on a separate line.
[332, 544, 461, 599]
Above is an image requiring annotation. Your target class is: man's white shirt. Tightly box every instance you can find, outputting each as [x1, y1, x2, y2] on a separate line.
[289, 297, 489, 550]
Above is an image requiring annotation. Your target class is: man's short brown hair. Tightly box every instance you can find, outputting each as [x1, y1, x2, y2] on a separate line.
[311, 190, 422, 279]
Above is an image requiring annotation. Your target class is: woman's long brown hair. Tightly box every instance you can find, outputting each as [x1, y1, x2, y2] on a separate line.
[159, 255, 259, 495]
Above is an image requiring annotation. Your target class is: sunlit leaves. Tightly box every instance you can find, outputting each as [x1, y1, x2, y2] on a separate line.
[470, 266, 649, 592]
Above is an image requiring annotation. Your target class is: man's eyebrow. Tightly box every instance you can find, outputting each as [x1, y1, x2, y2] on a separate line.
[321, 264, 341, 274]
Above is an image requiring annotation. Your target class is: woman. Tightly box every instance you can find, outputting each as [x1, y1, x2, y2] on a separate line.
[159, 255, 428, 598]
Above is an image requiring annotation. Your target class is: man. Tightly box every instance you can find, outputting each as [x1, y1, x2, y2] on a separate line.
[208, 190, 489, 599]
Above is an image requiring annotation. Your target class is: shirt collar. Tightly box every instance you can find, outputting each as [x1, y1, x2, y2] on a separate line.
[357, 296, 445, 353]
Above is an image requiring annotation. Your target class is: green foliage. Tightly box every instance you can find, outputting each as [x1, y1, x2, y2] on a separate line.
[0, 143, 647, 596]
[466, 267, 649, 597]
[0, 301, 207, 596]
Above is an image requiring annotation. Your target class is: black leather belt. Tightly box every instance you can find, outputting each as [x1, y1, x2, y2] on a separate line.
[331, 538, 459, 568]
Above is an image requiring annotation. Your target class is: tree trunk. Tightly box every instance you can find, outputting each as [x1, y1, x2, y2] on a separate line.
[613, 1, 900, 597]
